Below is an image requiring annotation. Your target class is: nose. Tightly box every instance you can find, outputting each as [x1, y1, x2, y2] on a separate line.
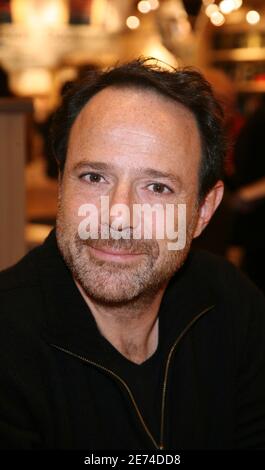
[108, 180, 135, 231]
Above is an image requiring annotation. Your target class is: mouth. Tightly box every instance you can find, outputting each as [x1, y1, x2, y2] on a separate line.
[88, 245, 145, 262]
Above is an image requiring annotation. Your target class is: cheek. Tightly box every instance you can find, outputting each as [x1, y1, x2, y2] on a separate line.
[59, 191, 82, 223]
[156, 239, 178, 269]
[133, 198, 197, 242]
[60, 180, 100, 225]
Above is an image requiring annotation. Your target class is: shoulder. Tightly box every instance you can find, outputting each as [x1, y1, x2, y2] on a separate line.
[186, 248, 265, 341]
[0, 229, 58, 318]
[0, 244, 47, 335]
[189, 249, 265, 359]
[0, 244, 41, 292]
[0, 243, 55, 384]
[189, 248, 265, 305]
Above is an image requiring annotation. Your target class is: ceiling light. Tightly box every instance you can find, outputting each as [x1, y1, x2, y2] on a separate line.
[205, 4, 219, 17]
[137, 1, 151, 14]
[219, 1, 235, 15]
[234, 0, 242, 10]
[149, 0, 160, 10]
[210, 11, 225, 26]
[246, 10, 260, 25]
[126, 16, 140, 29]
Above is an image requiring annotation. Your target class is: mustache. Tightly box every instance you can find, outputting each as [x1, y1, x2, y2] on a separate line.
[75, 227, 159, 257]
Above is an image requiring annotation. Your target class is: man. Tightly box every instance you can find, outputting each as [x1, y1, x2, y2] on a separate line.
[0, 59, 265, 450]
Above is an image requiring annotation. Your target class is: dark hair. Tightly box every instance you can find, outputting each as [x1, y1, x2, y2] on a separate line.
[51, 58, 226, 200]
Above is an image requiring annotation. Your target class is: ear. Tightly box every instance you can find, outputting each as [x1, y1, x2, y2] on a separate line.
[193, 180, 224, 239]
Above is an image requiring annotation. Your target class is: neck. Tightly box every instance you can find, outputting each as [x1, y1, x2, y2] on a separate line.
[75, 281, 167, 364]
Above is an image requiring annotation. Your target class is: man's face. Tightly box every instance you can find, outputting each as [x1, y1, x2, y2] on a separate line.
[56, 86, 202, 304]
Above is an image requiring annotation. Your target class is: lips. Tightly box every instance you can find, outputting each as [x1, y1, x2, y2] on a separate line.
[92, 246, 141, 256]
[87, 240, 144, 255]
[88, 244, 144, 262]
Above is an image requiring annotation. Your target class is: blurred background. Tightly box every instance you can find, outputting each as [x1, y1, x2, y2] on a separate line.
[0, 0, 265, 293]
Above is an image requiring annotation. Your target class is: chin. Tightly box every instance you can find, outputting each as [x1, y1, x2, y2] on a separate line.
[81, 284, 141, 305]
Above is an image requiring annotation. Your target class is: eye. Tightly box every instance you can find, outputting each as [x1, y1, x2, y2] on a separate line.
[147, 183, 173, 194]
[80, 172, 106, 184]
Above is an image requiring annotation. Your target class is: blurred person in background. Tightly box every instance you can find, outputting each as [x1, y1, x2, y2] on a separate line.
[226, 96, 265, 294]
[193, 68, 245, 256]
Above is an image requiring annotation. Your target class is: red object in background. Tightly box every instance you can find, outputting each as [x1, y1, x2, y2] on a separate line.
[70, 0, 93, 11]
[0, 0, 11, 23]
[0, 0, 10, 9]
[254, 73, 265, 82]
[69, 0, 93, 24]
[225, 113, 246, 178]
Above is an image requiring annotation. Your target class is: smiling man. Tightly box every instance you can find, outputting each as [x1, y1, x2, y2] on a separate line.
[0, 59, 265, 450]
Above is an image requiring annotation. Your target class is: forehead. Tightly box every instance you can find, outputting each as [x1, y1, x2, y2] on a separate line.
[66, 85, 202, 175]
[70, 85, 199, 136]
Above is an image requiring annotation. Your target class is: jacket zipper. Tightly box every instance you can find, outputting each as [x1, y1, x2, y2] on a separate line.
[50, 304, 215, 450]
[159, 304, 215, 448]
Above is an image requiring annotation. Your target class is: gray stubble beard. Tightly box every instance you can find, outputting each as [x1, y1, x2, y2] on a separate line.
[56, 202, 196, 307]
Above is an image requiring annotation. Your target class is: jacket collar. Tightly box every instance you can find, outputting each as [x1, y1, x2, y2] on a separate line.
[37, 229, 217, 365]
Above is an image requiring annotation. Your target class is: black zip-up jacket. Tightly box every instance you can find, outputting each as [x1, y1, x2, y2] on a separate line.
[0, 229, 265, 450]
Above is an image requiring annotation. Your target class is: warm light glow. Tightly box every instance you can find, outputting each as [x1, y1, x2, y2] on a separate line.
[234, 0, 242, 9]
[12, 68, 53, 96]
[137, 1, 151, 14]
[143, 43, 178, 69]
[90, 0, 107, 26]
[203, 0, 215, 5]
[219, 0, 235, 15]
[205, 4, 219, 17]
[246, 10, 260, 25]
[149, 0, 160, 10]
[210, 11, 225, 26]
[26, 224, 53, 247]
[126, 16, 140, 30]
[11, 0, 69, 28]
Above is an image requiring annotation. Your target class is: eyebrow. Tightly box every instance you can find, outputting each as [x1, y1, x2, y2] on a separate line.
[73, 161, 182, 187]
[73, 161, 111, 172]
[139, 168, 181, 186]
